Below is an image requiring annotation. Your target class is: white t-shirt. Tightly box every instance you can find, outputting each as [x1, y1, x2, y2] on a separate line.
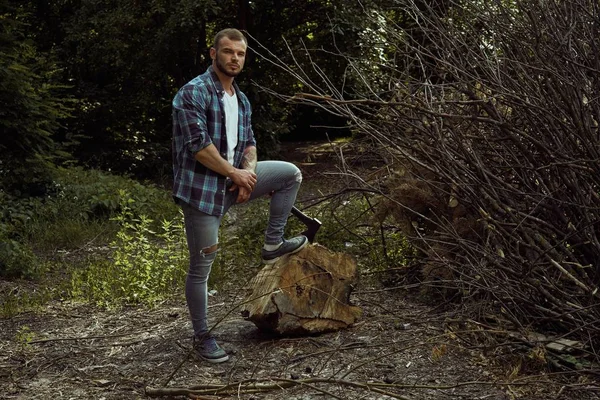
[223, 90, 239, 165]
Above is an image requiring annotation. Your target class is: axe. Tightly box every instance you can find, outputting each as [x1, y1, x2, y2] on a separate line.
[291, 206, 322, 243]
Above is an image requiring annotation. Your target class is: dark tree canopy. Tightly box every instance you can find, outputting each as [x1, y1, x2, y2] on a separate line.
[2, 0, 383, 185]
[0, 0, 72, 193]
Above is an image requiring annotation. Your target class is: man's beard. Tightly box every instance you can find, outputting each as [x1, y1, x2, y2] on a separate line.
[215, 57, 241, 77]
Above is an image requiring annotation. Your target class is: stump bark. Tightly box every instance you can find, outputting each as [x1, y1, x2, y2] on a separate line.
[241, 244, 362, 335]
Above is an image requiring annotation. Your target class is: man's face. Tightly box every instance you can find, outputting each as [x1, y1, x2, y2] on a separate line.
[211, 37, 247, 77]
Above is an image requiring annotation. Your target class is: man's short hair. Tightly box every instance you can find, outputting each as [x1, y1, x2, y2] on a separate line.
[213, 28, 247, 50]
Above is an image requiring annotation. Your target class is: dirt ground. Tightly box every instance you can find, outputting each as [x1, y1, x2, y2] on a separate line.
[1, 141, 599, 399]
[2, 284, 599, 400]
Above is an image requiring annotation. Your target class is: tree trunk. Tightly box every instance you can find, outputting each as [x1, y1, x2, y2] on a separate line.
[238, 0, 250, 31]
[241, 244, 362, 335]
[195, 20, 207, 73]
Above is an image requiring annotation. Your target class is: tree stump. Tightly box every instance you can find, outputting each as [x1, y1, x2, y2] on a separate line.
[241, 244, 362, 335]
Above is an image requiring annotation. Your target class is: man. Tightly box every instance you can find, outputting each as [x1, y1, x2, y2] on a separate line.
[172, 28, 308, 363]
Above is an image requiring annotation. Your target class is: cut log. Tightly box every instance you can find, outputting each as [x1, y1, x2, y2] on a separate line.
[241, 244, 362, 335]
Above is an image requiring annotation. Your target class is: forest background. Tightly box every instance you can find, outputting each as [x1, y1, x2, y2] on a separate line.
[1, 0, 600, 398]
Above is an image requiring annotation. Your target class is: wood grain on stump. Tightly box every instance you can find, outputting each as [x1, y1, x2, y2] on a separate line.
[241, 244, 362, 335]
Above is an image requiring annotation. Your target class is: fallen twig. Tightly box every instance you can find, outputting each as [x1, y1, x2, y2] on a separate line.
[28, 329, 153, 344]
[146, 376, 561, 398]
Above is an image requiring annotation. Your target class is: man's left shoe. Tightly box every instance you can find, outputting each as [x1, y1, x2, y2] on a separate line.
[194, 335, 229, 363]
[261, 235, 308, 264]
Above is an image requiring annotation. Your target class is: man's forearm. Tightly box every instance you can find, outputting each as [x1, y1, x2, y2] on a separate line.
[242, 146, 257, 172]
[194, 143, 257, 190]
[194, 144, 235, 177]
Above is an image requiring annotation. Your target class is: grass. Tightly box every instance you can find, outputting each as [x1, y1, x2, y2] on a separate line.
[0, 167, 184, 314]
[293, 185, 416, 273]
[27, 218, 117, 253]
[0, 164, 415, 317]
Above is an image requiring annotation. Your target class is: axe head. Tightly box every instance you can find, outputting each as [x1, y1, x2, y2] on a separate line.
[301, 217, 322, 243]
[290, 206, 322, 243]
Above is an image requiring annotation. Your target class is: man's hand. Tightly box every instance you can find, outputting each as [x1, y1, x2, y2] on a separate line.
[230, 184, 252, 203]
[228, 168, 257, 191]
[195, 144, 256, 191]
[194, 144, 257, 193]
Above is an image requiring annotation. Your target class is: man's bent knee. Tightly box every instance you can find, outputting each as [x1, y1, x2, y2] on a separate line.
[293, 166, 302, 183]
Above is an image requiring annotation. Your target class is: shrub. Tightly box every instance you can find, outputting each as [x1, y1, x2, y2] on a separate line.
[51, 167, 178, 223]
[70, 191, 188, 307]
[0, 191, 41, 278]
[292, 190, 415, 273]
[0, 229, 38, 279]
[0, 166, 179, 279]
[268, 0, 600, 345]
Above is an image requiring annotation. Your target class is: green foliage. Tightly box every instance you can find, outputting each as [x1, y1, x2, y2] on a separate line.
[1, 165, 188, 311]
[15, 325, 36, 347]
[0, 162, 415, 314]
[0, 157, 55, 198]
[12, 0, 385, 177]
[0, 227, 39, 279]
[0, 166, 179, 279]
[296, 192, 415, 272]
[0, 280, 64, 318]
[50, 0, 223, 175]
[0, 190, 41, 279]
[52, 167, 178, 221]
[0, 1, 73, 193]
[70, 191, 188, 307]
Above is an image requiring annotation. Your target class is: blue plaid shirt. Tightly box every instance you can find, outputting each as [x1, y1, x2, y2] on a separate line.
[172, 66, 257, 216]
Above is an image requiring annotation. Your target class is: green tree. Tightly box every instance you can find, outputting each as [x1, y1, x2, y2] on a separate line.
[0, 0, 71, 194]
[17, 0, 394, 178]
[48, 0, 221, 177]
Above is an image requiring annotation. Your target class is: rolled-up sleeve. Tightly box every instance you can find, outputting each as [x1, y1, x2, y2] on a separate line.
[173, 85, 213, 154]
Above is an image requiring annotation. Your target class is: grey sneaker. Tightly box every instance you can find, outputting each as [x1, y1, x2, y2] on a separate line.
[194, 335, 229, 363]
[261, 235, 308, 264]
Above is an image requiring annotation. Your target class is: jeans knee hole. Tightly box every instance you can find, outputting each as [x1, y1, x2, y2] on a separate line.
[200, 244, 218, 257]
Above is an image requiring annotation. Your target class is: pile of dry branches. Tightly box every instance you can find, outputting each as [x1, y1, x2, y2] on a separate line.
[256, 0, 600, 351]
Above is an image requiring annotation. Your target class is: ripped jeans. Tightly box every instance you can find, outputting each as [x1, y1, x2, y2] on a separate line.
[180, 160, 302, 336]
